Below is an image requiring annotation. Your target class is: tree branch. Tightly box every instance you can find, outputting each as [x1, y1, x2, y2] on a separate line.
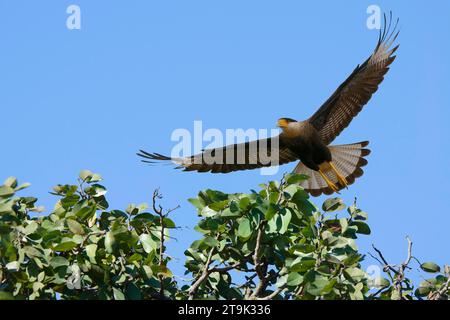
[249, 220, 268, 299]
[394, 236, 413, 299]
[371, 237, 414, 300]
[371, 244, 398, 275]
[151, 188, 180, 299]
[211, 254, 252, 273]
[429, 270, 450, 300]
[258, 286, 286, 300]
[188, 245, 216, 300]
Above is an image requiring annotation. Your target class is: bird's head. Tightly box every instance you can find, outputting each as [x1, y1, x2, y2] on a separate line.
[277, 118, 297, 130]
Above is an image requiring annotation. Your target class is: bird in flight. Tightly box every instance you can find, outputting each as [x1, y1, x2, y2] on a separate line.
[138, 14, 399, 197]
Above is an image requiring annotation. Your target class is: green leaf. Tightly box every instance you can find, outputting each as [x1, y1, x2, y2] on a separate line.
[74, 205, 95, 220]
[53, 241, 77, 252]
[237, 217, 252, 241]
[0, 186, 15, 198]
[60, 194, 80, 208]
[133, 212, 157, 222]
[229, 201, 240, 212]
[290, 257, 316, 273]
[350, 221, 371, 235]
[89, 173, 103, 183]
[84, 184, 107, 198]
[371, 277, 390, 288]
[79, 170, 93, 182]
[6, 261, 20, 271]
[185, 247, 205, 263]
[322, 198, 346, 212]
[220, 208, 241, 218]
[239, 197, 250, 210]
[286, 173, 309, 184]
[67, 219, 85, 235]
[126, 283, 142, 300]
[304, 272, 330, 296]
[0, 202, 12, 214]
[15, 182, 31, 192]
[0, 291, 15, 300]
[348, 205, 368, 221]
[420, 262, 441, 273]
[344, 267, 367, 283]
[162, 217, 176, 228]
[140, 233, 157, 253]
[264, 203, 277, 220]
[23, 221, 39, 235]
[127, 253, 142, 263]
[286, 272, 304, 287]
[279, 208, 292, 234]
[292, 195, 316, 217]
[321, 278, 338, 295]
[94, 195, 109, 210]
[200, 206, 218, 218]
[4, 177, 18, 188]
[208, 200, 229, 211]
[188, 198, 205, 210]
[266, 208, 291, 235]
[283, 185, 299, 197]
[269, 191, 280, 204]
[113, 287, 125, 300]
[50, 256, 69, 268]
[204, 189, 228, 202]
[202, 236, 219, 248]
[292, 243, 316, 254]
[415, 286, 432, 297]
[152, 265, 173, 278]
[105, 231, 117, 252]
[86, 244, 98, 263]
[339, 218, 348, 233]
[390, 290, 401, 300]
[125, 204, 138, 216]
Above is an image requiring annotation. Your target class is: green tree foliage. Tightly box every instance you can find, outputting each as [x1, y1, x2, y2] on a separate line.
[0, 172, 448, 300]
[0, 171, 178, 300]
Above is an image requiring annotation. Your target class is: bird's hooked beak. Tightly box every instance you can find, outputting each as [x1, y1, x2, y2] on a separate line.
[277, 118, 291, 130]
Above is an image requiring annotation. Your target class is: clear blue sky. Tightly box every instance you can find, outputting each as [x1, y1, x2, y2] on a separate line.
[2, 1, 450, 284]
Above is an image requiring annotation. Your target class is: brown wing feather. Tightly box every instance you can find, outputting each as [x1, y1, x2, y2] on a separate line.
[308, 13, 400, 145]
[137, 135, 299, 173]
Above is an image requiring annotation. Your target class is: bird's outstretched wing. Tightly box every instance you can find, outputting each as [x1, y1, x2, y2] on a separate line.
[308, 13, 399, 145]
[137, 136, 298, 173]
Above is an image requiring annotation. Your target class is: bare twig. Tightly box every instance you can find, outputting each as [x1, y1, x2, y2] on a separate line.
[249, 220, 268, 299]
[394, 236, 413, 299]
[369, 285, 391, 299]
[151, 188, 180, 299]
[371, 244, 398, 275]
[404, 237, 413, 266]
[188, 245, 216, 300]
[258, 286, 286, 300]
[295, 284, 305, 297]
[211, 257, 250, 274]
[188, 243, 253, 299]
[239, 274, 258, 290]
[76, 178, 88, 200]
[429, 274, 450, 300]
[371, 237, 414, 300]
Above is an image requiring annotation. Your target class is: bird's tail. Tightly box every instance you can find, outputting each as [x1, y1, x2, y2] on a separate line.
[293, 141, 371, 197]
[137, 150, 172, 163]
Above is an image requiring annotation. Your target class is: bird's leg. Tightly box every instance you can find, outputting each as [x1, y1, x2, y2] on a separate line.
[318, 170, 339, 193]
[329, 162, 348, 188]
